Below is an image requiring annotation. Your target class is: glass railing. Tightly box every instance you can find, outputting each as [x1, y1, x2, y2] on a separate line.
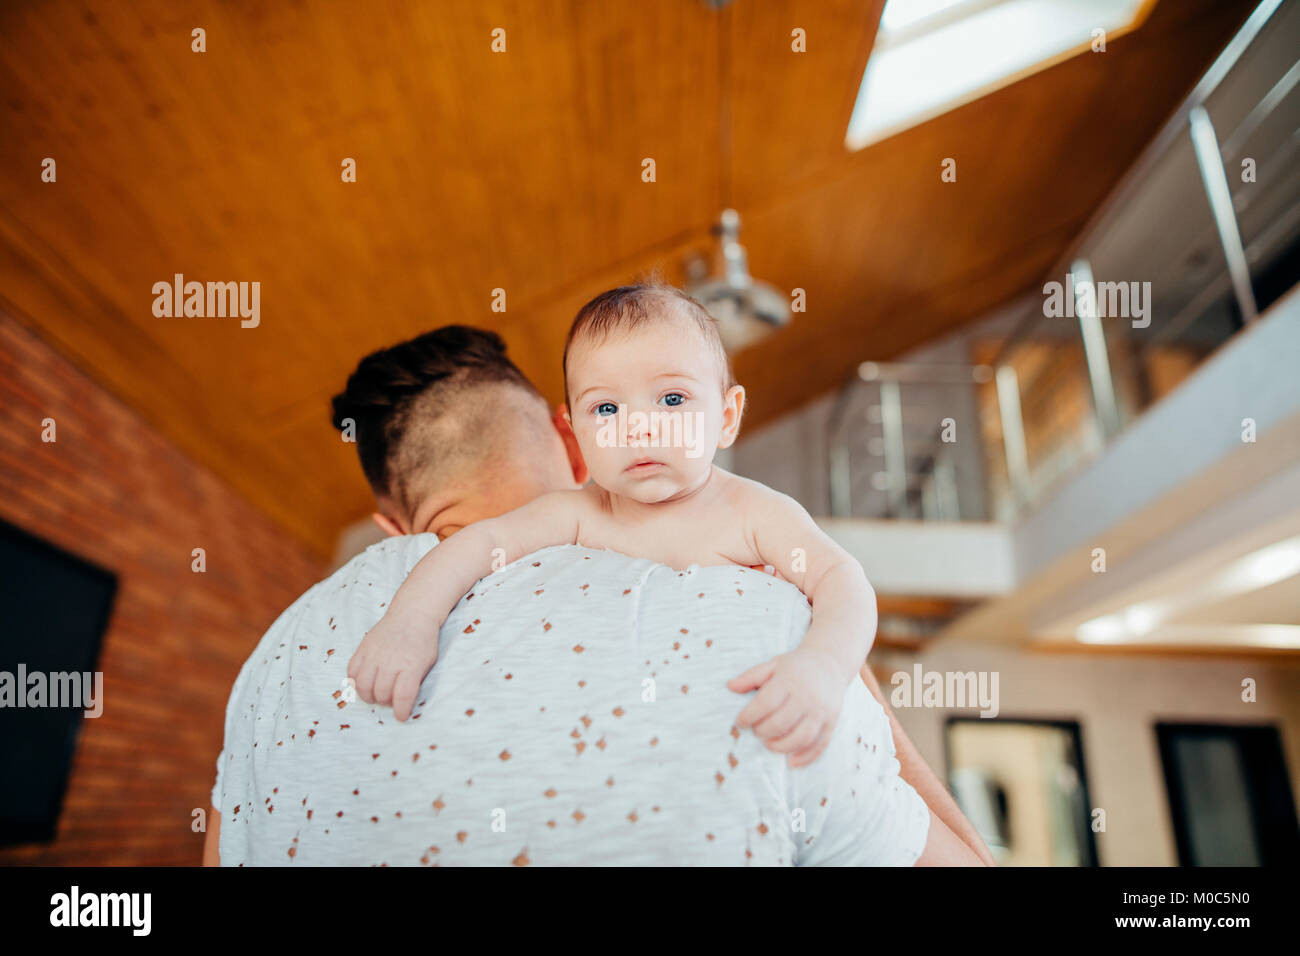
[827, 0, 1299, 523]
[827, 361, 996, 521]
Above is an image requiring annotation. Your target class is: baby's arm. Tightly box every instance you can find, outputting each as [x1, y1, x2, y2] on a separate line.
[726, 482, 877, 766]
[348, 490, 585, 720]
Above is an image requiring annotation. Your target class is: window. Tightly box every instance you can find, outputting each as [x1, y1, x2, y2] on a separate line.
[945, 716, 1098, 866]
[847, 0, 1151, 150]
[1156, 723, 1300, 866]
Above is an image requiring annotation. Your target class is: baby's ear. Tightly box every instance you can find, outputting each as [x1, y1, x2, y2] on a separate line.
[371, 512, 405, 537]
[718, 385, 746, 448]
[553, 404, 589, 485]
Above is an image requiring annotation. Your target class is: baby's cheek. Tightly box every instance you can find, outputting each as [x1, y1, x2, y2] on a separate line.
[573, 430, 606, 463]
[581, 445, 624, 489]
[581, 435, 611, 459]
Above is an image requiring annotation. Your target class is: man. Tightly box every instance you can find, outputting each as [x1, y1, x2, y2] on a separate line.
[204, 325, 991, 865]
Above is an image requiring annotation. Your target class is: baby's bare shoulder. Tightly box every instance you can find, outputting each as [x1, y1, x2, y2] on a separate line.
[542, 484, 622, 533]
[714, 468, 802, 514]
[528, 485, 601, 517]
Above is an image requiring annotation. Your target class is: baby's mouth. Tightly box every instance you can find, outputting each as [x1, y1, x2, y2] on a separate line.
[624, 458, 665, 474]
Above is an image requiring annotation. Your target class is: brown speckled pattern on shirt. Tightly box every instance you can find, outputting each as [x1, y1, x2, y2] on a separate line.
[213, 537, 929, 866]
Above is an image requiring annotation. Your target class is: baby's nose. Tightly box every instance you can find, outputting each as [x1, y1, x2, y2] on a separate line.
[626, 408, 657, 443]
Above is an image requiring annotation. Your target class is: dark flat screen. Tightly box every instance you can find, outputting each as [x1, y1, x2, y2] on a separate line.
[0, 518, 116, 847]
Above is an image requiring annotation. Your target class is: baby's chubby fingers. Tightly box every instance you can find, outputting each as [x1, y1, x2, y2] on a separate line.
[350, 654, 378, 704]
[788, 724, 834, 768]
[727, 659, 776, 695]
[391, 669, 424, 723]
[346, 644, 367, 690]
[752, 697, 803, 742]
[734, 682, 788, 730]
[372, 666, 399, 708]
[767, 717, 821, 755]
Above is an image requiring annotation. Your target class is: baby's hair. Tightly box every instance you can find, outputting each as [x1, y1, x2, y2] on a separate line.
[562, 283, 736, 406]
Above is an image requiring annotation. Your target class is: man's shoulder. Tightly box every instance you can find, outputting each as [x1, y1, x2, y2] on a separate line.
[334, 533, 441, 586]
[229, 534, 441, 691]
[283, 533, 440, 620]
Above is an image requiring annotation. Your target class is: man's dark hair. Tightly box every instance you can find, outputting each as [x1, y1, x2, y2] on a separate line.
[331, 325, 542, 502]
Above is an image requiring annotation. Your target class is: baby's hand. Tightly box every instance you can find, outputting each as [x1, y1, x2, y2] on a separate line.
[347, 609, 440, 722]
[727, 646, 851, 767]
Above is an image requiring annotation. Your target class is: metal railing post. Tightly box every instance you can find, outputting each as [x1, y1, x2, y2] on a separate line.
[935, 452, 961, 521]
[1188, 105, 1260, 324]
[995, 364, 1031, 510]
[829, 438, 851, 518]
[879, 380, 908, 518]
[1071, 258, 1123, 441]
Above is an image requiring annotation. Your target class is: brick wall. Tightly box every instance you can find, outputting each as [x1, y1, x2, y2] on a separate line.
[0, 312, 324, 865]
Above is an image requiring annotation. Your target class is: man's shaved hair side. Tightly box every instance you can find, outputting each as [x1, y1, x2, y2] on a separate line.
[331, 325, 547, 516]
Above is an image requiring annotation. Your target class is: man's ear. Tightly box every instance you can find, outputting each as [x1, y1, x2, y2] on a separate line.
[718, 385, 746, 449]
[371, 512, 405, 537]
[553, 404, 589, 485]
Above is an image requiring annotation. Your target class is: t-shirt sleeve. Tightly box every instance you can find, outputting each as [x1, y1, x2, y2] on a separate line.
[794, 682, 931, 866]
[208, 575, 323, 815]
[210, 756, 221, 814]
[210, 658, 247, 814]
[209, 614, 269, 815]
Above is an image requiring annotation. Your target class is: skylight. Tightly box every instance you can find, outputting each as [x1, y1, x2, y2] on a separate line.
[847, 0, 1152, 150]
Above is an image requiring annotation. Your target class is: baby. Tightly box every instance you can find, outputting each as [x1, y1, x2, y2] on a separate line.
[348, 284, 878, 766]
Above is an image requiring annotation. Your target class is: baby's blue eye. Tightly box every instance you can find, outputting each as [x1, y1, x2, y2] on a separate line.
[660, 393, 686, 407]
[595, 402, 619, 417]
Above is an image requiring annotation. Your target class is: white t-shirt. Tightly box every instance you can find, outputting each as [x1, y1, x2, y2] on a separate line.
[212, 536, 929, 865]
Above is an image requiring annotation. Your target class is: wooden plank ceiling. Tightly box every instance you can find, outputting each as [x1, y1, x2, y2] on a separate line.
[0, 0, 1253, 556]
